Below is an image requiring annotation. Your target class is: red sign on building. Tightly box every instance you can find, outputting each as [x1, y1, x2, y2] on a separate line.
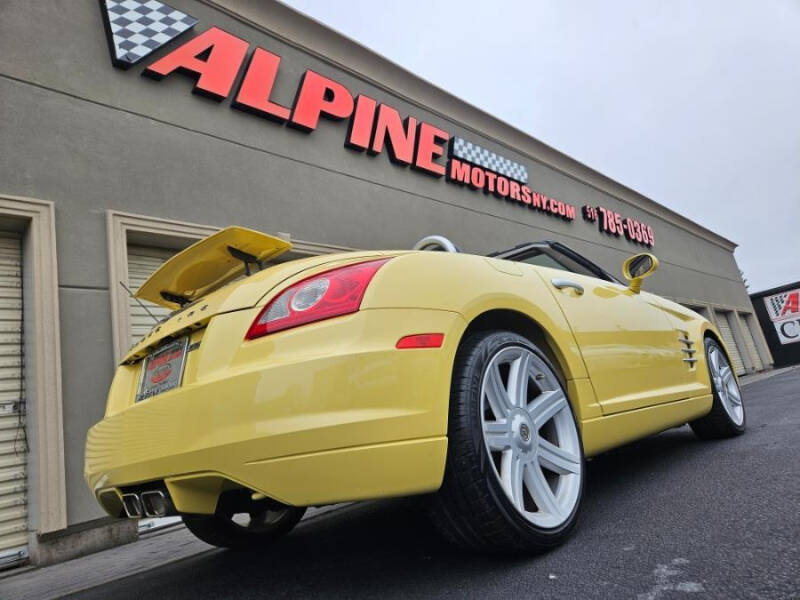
[100, 0, 656, 243]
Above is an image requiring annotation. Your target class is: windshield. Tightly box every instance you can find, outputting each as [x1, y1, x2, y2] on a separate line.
[512, 247, 600, 278]
[495, 242, 621, 284]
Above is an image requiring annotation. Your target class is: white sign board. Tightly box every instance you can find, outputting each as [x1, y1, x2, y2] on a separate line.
[763, 288, 800, 345]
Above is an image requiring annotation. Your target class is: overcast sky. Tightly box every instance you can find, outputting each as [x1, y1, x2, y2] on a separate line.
[283, 0, 799, 292]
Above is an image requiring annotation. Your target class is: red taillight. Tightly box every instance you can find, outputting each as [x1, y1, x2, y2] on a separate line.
[245, 258, 391, 339]
[396, 333, 445, 349]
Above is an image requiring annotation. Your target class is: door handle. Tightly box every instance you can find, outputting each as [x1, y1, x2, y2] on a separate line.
[551, 278, 584, 295]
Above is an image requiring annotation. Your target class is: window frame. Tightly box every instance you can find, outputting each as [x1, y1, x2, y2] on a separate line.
[493, 241, 622, 284]
[0, 194, 66, 536]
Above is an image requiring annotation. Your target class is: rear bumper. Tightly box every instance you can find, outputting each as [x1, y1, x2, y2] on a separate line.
[85, 308, 464, 515]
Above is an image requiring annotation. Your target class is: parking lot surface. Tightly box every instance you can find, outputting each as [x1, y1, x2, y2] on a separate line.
[16, 369, 800, 599]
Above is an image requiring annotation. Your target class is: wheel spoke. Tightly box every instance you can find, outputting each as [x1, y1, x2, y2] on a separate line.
[727, 382, 742, 405]
[508, 352, 532, 408]
[485, 364, 512, 419]
[501, 450, 524, 508]
[484, 420, 513, 450]
[709, 348, 720, 376]
[720, 365, 732, 385]
[538, 439, 581, 475]
[523, 462, 561, 518]
[528, 390, 567, 429]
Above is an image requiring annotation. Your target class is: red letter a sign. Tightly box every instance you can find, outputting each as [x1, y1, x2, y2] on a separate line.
[144, 27, 249, 100]
[781, 292, 800, 317]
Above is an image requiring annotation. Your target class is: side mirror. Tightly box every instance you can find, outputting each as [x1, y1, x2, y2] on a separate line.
[622, 253, 659, 294]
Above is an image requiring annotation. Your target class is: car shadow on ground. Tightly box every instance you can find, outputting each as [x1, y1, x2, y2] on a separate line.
[74, 425, 722, 599]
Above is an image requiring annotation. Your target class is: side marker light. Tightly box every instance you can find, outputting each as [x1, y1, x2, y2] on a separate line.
[396, 333, 444, 349]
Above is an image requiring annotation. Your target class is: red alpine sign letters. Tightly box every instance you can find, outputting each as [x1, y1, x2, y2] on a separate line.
[111, 19, 655, 244]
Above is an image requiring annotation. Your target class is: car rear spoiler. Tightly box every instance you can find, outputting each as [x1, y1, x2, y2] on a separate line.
[135, 226, 292, 309]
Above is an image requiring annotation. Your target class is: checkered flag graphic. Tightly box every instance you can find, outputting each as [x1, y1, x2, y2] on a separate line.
[765, 292, 789, 320]
[101, 0, 198, 68]
[450, 137, 529, 183]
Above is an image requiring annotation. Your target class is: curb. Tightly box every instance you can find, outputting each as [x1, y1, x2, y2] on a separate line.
[740, 365, 798, 387]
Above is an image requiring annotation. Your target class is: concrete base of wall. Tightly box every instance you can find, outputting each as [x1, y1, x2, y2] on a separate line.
[29, 518, 138, 567]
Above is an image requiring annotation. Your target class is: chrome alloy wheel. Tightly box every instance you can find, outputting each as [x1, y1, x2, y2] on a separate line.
[707, 344, 744, 426]
[480, 345, 581, 529]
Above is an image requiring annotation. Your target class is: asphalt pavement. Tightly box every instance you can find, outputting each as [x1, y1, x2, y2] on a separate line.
[51, 369, 800, 598]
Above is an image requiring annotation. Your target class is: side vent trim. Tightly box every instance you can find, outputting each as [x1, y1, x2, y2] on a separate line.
[677, 331, 697, 369]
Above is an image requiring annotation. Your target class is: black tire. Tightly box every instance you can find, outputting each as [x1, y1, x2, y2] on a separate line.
[690, 337, 746, 439]
[183, 505, 306, 550]
[430, 330, 585, 553]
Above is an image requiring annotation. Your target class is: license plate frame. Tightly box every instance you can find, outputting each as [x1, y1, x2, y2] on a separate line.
[135, 336, 189, 403]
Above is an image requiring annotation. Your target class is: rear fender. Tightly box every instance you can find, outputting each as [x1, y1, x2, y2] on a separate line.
[361, 252, 587, 381]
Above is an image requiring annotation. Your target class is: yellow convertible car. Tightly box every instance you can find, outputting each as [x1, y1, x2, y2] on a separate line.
[85, 227, 745, 552]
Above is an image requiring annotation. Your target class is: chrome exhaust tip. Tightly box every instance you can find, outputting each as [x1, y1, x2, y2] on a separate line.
[140, 490, 169, 517]
[121, 493, 143, 518]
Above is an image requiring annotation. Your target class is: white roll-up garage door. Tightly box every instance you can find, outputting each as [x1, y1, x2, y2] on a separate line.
[741, 313, 764, 371]
[0, 233, 28, 566]
[715, 310, 746, 375]
[127, 246, 174, 345]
